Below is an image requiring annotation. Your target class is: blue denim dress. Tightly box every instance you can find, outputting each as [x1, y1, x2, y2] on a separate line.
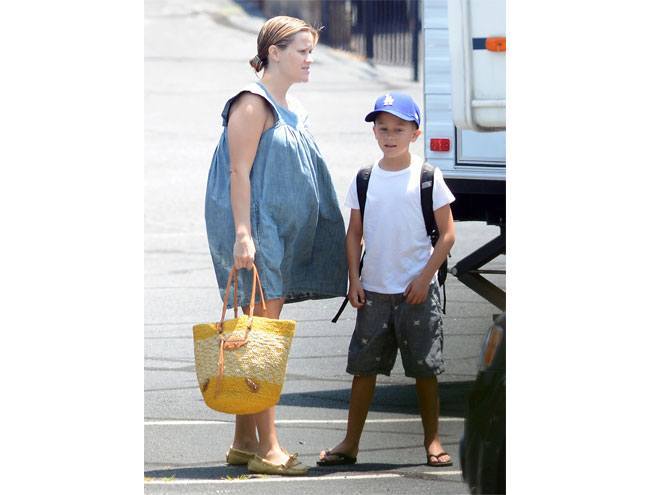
[205, 82, 348, 308]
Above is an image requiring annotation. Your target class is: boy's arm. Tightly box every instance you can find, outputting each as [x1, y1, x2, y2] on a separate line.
[404, 204, 456, 304]
[346, 208, 366, 308]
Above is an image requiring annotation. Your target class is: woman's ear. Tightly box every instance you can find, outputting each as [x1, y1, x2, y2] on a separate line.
[268, 45, 280, 63]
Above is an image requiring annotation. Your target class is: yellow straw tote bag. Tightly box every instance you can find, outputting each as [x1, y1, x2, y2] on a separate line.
[193, 264, 296, 415]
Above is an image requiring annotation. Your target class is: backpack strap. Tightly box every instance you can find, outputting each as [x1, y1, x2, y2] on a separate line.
[420, 163, 448, 313]
[420, 163, 437, 243]
[332, 165, 372, 323]
[356, 165, 373, 221]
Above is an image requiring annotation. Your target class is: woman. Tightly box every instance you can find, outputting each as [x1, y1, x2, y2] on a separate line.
[204, 16, 347, 475]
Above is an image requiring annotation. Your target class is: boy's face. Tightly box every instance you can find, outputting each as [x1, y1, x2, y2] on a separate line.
[372, 112, 421, 159]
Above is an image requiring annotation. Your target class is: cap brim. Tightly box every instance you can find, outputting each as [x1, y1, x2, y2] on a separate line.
[364, 109, 419, 127]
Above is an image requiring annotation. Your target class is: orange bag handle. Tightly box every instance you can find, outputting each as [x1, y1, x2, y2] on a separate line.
[218, 264, 267, 328]
[212, 264, 267, 397]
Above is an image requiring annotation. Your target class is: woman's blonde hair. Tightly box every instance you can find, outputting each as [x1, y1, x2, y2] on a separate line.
[249, 16, 320, 73]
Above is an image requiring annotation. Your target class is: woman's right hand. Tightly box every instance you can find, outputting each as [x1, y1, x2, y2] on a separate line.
[233, 235, 256, 270]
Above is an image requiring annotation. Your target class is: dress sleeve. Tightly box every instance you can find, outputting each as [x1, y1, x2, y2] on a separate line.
[221, 84, 278, 127]
[432, 167, 456, 210]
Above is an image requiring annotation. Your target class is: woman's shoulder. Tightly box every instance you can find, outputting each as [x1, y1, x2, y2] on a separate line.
[229, 83, 271, 109]
[234, 82, 269, 101]
[230, 91, 269, 113]
[222, 83, 276, 126]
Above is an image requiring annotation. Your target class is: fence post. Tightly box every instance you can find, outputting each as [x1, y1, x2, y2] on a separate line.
[364, 0, 375, 61]
[320, 1, 329, 45]
[411, 0, 420, 81]
[327, 0, 351, 50]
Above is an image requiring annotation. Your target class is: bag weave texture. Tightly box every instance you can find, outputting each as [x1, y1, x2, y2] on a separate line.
[193, 316, 295, 414]
[192, 264, 296, 415]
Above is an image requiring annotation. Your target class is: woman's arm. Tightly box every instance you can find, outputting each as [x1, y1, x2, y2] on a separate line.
[404, 204, 456, 304]
[345, 209, 366, 308]
[227, 93, 273, 270]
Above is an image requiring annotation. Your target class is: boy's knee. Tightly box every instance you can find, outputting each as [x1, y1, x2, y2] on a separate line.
[415, 375, 438, 384]
[352, 374, 378, 389]
[353, 374, 377, 382]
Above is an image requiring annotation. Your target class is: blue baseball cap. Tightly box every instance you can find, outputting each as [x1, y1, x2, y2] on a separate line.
[364, 92, 421, 128]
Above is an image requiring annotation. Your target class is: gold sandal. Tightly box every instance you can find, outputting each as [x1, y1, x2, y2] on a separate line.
[247, 453, 309, 476]
[225, 447, 256, 465]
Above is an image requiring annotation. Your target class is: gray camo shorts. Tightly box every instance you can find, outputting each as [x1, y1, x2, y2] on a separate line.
[346, 283, 445, 378]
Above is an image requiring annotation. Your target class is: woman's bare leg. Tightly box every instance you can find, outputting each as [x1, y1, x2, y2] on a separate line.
[235, 297, 289, 463]
[254, 405, 287, 463]
[232, 414, 258, 452]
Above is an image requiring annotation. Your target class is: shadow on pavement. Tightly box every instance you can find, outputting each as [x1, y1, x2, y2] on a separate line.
[144, 462, 424, 480]
[313, 462, 422, 473]
[279, 381, 474, 417]
[145, 465, 245, 480]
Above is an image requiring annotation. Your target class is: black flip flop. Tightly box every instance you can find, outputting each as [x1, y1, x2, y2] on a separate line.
[427, 452, 453, 467]
[317, 451, 357, 466]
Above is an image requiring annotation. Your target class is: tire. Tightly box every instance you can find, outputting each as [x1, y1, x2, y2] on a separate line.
[496, 445, 505, 494]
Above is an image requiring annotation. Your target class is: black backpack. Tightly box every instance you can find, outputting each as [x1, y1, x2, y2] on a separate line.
[331, 162, 448, 323]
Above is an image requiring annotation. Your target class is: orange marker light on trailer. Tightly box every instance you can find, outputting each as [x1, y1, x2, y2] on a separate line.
[486, 37, 506, 52]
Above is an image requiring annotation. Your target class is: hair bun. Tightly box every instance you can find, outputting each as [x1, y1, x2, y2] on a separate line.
[249, 54, 264, 72]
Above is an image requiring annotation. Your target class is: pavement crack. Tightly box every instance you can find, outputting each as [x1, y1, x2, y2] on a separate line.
[145, 366, 195, 373]
[145, 385, 198, 393]
[145, 357, 194, 363]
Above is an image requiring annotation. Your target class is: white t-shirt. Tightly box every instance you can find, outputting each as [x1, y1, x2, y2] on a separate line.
[344, 155, 456, 294]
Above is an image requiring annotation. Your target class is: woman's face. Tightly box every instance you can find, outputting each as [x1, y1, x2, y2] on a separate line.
[276, 31, 314, 83]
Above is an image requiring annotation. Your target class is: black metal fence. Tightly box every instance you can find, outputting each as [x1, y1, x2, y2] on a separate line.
[319, 0, 421, 80]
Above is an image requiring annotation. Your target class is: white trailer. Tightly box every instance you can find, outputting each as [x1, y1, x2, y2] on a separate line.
[423, 0, 506, 310]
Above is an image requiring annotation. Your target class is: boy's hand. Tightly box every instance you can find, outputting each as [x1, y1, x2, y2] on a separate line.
[348, 280, 366, 308]
[404, 274, 431, 305]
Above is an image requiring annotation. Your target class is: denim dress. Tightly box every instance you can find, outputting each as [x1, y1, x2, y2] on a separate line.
[205, 82, 348, 308]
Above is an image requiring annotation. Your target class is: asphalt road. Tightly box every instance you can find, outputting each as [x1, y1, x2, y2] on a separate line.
[144, 1, 505, 493]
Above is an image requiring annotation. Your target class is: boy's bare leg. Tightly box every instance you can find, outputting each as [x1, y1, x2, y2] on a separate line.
[319, 374, 377, 461]
[415, 376, 451, 464]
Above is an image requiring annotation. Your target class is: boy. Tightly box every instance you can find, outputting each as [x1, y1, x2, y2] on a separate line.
[318, 93, 456, 468]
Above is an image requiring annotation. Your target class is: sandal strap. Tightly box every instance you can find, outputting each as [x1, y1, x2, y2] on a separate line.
[282, 453, 299, 469]
[323, 450, 356, 460]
